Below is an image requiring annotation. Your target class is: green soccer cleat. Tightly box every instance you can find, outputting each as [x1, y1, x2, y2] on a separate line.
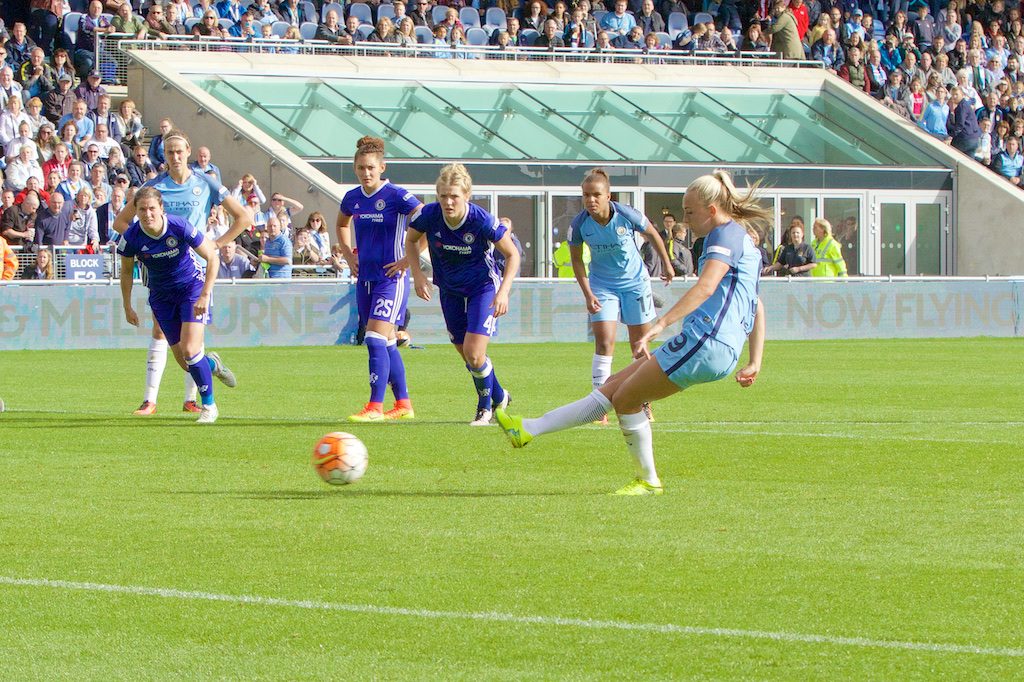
[612, 478, 664, 496]
[494, 408, 533, 448]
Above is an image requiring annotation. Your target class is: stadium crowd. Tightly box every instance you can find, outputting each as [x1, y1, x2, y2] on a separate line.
[2, 0, 1022, 279]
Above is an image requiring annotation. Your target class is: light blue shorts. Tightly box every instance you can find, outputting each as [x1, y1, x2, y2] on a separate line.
[590, 279, 656, 326]
[653, 322, 739, 390]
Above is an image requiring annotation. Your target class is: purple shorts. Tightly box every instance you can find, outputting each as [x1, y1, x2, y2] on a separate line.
[150, 279, 210, 347]
[440, 284, 498, 345]
[357, 276, 408, 328]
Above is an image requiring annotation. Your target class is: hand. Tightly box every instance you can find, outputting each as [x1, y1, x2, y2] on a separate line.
[413, 273, 431, 301]
[735, 362, 760, 387]
[124, 305, 139, 326]
[634, 319, 665, 356]
[193, 293, 210, 318]
[585, 293, 601, 314]
[490, 290, 510, 318]
[384, 256, 408, 277]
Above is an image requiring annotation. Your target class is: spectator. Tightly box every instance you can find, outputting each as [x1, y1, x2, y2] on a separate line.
[5, 143, 44, 191]
[74, 71, 107, 113]
[111, 2, 146, 38]
[230, 172, 266, 206]
[810, 217, 847, 277]
[62, 187, 98, 250]
[946, 85, 982, 154]
[0, 234, 17, 280]
[126, 145, 156, 186]
[993, 135, 1023, 183]
[42, 141, 70, 179]
[56, 160, 88, 200]
[768, 221, 815, 276]
[600, 0, 635, 37]
[920, 85, 951, 136]
[315, 10, 348, 44]
[634, 0, 664, 35]
[57, 99, 94, 146]
[0, 94, 30, 148]
[260, 215, 292, 278]
[537, 19, 566, 48]
[74, 2, 111, 80]
[812, 28, 844, 71]
[769, 0, 804, 60]
[43, 73, 74, 124]
[22, 245, 53, 279]
[218, 240, 255, 278]
[0, 191, 39, 246]
[33, 190, 67, 246]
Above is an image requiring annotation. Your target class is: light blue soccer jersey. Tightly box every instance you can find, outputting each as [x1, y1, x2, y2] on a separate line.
[567, 201, 649, 290]
[143, 170, 228, 228]
[688, 220, 761, 353]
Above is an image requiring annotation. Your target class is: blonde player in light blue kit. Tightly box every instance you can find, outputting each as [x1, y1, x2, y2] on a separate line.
[567, 168, 674, 422]
[498, 170, 768, 495]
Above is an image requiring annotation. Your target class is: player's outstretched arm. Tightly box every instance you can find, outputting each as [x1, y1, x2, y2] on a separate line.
[119, 256, 139, 327]
[635, 259, 728, 354]
[736, 297, 765, 388]
[334, 211, 358, 277]
[491, 232, 520, 318]
[214, 196, 252, 247]
[405, 227, 431, 302]
[641, 220, 674, 284]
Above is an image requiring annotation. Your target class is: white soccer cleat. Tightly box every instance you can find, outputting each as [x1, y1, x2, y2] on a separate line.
[208, 352, 237, 388]
[470, 407, 493, 426]
[197, 403, 219, 424]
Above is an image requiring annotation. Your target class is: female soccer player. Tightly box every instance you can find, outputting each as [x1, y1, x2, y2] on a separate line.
[568, 168, 673, 422]
[336, 136, 423, 422]
[406, 163, 521, 426]
[112, 129, 249, 416]
[117, 188, 232, 424]
[497, 170, 768, 495]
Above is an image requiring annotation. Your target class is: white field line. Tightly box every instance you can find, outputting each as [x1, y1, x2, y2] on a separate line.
[1, 576, 1022, 659]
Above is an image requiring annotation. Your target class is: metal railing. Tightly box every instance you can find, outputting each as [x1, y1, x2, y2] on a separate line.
[99, 34, 822, 86]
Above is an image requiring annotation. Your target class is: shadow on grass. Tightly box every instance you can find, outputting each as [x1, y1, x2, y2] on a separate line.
[160, 489, 578, 499]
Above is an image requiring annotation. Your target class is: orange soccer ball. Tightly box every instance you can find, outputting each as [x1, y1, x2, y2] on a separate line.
[312, 432, 368, 486]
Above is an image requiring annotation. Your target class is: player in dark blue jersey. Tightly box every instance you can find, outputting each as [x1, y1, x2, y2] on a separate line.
[116, 188, 235, 424]
[497, 171, 768, 496]
[406, 163, 521, 426]
[336, 137, 423, 422]
[112, 129, 249, 417]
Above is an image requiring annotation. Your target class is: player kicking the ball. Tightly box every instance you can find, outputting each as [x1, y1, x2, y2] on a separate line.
[117, 187, 235, 424]
[496, 171, 767, 494]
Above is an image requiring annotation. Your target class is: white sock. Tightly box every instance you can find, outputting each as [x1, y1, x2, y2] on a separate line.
[144, 338, 168, 403]
[619, 411, 660, 487]
[592, 354, 613, 389]
[524, 390, 611, 437]
[184, 374, 197, 402]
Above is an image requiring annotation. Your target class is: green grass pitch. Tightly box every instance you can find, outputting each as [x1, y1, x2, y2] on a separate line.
[1, 338, 1022, 679]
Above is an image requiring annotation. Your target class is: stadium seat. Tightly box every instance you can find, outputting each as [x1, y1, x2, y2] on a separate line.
[667, 11, 688, 38]
[270, 20, 289, 37]
[466, 26, 489, 45]
[485, 7, 507, 29]
[377, 4, 396, 21]
[321, 1, 344, 22]
[347, 3, 373, 26]
[414, 25, 433, 43]
[431, 5, 449, 24]
[692, 11, 713, 26]
[299, 21, 318, 40]
[520, 28, 539, 45]
[460, 7, 481, 27]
